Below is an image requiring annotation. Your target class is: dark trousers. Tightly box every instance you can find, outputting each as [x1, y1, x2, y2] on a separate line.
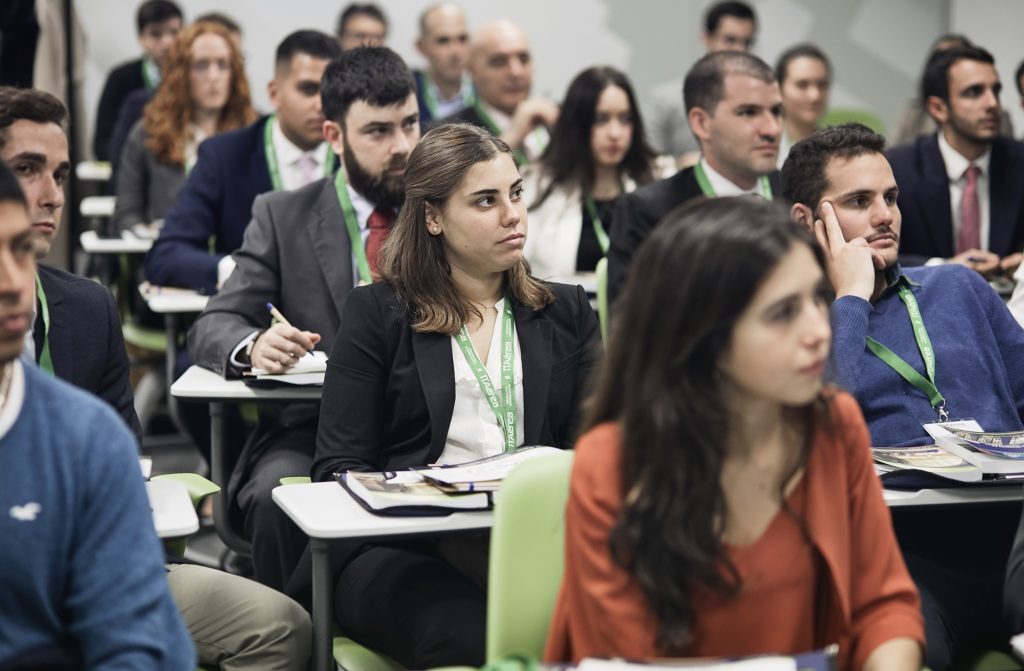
[892, 503, 1017, 671]
[237, 426, 314, 591]
[333, 540, 487, 669]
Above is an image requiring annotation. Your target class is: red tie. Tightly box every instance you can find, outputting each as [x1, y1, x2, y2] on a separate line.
[366, 207, 394, 278]
[958, 164, 981, 253]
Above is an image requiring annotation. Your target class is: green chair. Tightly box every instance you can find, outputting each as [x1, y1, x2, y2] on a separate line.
[486, 450, 574, 663]
[595, 257, 609, 342]
[152, 473, 220, 559]
[970, 650, 1021, 670]
[820, 107, 887, 136]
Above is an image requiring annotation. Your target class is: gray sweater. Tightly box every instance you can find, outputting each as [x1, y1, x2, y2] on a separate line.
[112, 120, 186, 233]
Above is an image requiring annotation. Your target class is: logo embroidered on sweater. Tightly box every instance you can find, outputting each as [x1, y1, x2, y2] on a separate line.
[9, 502, 41, 521]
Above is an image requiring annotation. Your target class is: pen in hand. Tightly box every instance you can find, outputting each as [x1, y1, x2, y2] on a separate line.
[266, 302, 316, 354]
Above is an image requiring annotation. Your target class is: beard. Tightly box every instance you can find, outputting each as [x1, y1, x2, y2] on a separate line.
[343, 140, 407, 210]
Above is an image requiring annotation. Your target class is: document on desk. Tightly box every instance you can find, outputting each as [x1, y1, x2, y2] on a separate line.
[576, 645, 837, 671]
[420, 445, 563, 492]
[872, 445, 982, 484]
[249, 351, 328, 386]
[925, 421, 1024, 475]
[339, 470, 491, 515]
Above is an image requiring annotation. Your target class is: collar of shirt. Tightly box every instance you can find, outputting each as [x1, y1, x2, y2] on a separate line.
[481, 101, 511, 132]
[937, 131, 991, 182]
[881, 263, 922, 297]
[272, 116, 329, 183]
[427, 73, 474, 106]
[699, 157, 768, 197]
[346, 181, 376, 234]
[0, 360, 25, 441]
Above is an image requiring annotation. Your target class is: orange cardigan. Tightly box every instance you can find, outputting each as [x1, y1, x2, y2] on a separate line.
[544, 393, 924, 670]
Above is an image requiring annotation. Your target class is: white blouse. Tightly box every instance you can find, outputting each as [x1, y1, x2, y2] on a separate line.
[438, 298, 525, 466]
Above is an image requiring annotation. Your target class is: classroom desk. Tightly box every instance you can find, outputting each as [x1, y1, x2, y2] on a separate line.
[79, 229, 153, 254]
[276, 476, 1022, 671]
[171, 365, 321, 555]
[80, 195, 116, 219]
[76, 161, 112, 182]
[147, 478, 199, 539]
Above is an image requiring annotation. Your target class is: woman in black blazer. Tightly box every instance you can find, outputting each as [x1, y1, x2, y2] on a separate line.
[311, 123, 602, 669]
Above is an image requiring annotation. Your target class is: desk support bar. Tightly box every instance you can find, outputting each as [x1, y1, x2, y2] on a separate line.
[209, 401, 252, 556]
[311, 538, 333, 671]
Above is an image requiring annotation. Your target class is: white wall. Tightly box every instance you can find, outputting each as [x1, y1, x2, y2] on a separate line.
[77, 0, 956, 154]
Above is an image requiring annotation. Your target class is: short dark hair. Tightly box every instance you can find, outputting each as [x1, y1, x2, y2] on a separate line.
[921, 45, 995, 103]
[275, 30, 342, 71]
[683, 51, 775, 113]
[780, 122, 887, 209]
[704, 1, 756, 34]
[321, 47, 416, 125]
[336, 3, 389, 38]
[194, 12, 241, 36]
[0, 161, 28, 210]
[0, 87, 67, 150]
[775, 43, 832, 86]
[135, 0, 183, 34]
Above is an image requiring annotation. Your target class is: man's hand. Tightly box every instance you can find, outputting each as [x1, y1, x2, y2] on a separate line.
[1000, 252, 1023, 277]
[814, 201, 881, 301]
[250, 323, 321, 373]
[501, 98, 559, 149]
[949, 248, 1000, 277]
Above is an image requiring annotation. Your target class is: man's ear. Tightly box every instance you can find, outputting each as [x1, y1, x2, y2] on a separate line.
[267, 79, 279, 108]
[323, 120, 344, 156]
[688, 106, 711, 144]
[925, 95, 949, 125]
[790, 202, 814, 230]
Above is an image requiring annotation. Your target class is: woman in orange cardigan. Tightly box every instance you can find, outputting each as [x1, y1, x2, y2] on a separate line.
[544, 197, 924, 671]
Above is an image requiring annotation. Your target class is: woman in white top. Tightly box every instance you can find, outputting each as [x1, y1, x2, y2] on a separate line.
[523, 66, 674, 279]
[311, 122, 602, 669]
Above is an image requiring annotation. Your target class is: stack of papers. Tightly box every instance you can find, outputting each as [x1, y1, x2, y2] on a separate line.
[250, 351, 328, 385]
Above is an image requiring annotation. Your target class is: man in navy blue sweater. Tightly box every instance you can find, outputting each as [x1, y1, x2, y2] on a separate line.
[781, 122, 1024, 671]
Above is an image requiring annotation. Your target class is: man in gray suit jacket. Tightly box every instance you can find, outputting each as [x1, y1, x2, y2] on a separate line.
[188, 46, 421, 589]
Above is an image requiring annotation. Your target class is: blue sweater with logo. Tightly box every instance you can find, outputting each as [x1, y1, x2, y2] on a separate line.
[831, 264, 1024, 447]
[0, 363, 194, 669]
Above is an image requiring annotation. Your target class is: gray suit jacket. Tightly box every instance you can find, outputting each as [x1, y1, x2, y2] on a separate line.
[187, 176, 355, 377]
[112, 121, 186, 233]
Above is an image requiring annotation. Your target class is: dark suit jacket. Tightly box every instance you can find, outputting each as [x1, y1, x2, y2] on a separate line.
[312, 280, 603, 481]
[108, 87, 152, 180]
[413, 70, 434, 126]
[36, 265, 142, 443]
[144, 116, 274, 293]
[888, 133, 1024, 265]
[437, 104, 489, 132]
[94, 58, 145, 161]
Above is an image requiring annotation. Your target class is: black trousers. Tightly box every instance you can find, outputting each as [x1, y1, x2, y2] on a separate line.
[332, 539, 487, 669]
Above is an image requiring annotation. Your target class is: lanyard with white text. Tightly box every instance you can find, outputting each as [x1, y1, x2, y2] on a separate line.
[583, 196, 610, 254]
[34, 274, 54, 376]
[693, 161, 773, 201]
[141, 57, 157, 90]
[455, 299, 518, 452]
[263, 114, 336, 191]
[333, 170, 373, 285]
[865, 283, 947, 420]
[471, 99, 529, 166]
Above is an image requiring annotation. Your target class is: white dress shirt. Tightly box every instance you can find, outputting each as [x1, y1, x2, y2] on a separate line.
[700, 157, 771, 198]
[271, 117, 330, 192]
[480, 101, 550, 162]
[937, 131, 991, 252]
[438, 298, 525, 465]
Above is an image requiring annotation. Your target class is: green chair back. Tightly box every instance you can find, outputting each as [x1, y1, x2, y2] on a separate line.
[596, 257, 609, 342]
[486, 451, 574, 663]
[820, 107, 886, 136]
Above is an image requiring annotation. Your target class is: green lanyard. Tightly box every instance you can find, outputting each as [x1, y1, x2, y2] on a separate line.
[471, 99, 530, 166]
[865, 283, 948, 421]
[455, 299, 518, 452]
[141, 57, 158, 90]
[421, 75, 475, 119]
[333, 169, 373, 285]
[693, 160, 773, 201]
[34, 274, 54, 376]
[263, 114, 336, 191]
[583, 196, 610, 255]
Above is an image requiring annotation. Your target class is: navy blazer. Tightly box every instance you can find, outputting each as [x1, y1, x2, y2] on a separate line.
[36, 265, 142, 443]
[888, 133, 1024, 265]
[94, 58, 145, 161]
[144, 116, 273, 293]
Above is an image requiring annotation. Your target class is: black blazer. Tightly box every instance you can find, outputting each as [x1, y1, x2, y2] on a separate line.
[436, 104, 489, 132]
[888, 133, 1024, 265]
[94, 58, 145, 161]
[36, 265, 142, 443]
[311, 280, 603, 481]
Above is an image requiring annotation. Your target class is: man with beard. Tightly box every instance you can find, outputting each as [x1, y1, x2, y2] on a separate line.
[145, 29, 341, 294]
[188, 46, 420, 590]
[888, 45, 1024, 277]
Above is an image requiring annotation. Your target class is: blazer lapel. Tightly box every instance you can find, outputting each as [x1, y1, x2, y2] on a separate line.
[919, 135, 955, 255]
[413, 330, 456, 462]
[987, 139, 1017, 255]
[307, 179, 355, 319]
[38, 273, 71, 380]
[515, 302, 552, 445]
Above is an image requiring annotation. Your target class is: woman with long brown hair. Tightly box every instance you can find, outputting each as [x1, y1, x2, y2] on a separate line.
[113, 20, 255, 232]
[544, 197, 923, 670]
[312, 122, 601, 669]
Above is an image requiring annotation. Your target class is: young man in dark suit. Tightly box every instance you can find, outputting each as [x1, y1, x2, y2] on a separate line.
[608, 50, 782, 304]
[188, 46, 420, 591]
[888, 45, 1024, 276]
[93, 0, 182, 161]
[144, 30, 341, 294]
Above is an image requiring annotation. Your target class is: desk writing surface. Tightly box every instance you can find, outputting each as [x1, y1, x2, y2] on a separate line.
[146, 479, 199, 538]
[139, 283, 209, 313]
[80, 230, 153, 254]
[883, 485, 1022, 507]
[272, 481, 492, 539]
[171, 364, 322, 402]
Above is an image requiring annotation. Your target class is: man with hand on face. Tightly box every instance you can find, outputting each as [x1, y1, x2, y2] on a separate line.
[782, 123, 1024, 671]
[888, 45, 1024, 277]
[441, 19, 556, 163]
[608, 50, 781, 304]
[188, 46, 420, 590]
[414, 3, 474, 125]
[144, 30, 341, 294]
